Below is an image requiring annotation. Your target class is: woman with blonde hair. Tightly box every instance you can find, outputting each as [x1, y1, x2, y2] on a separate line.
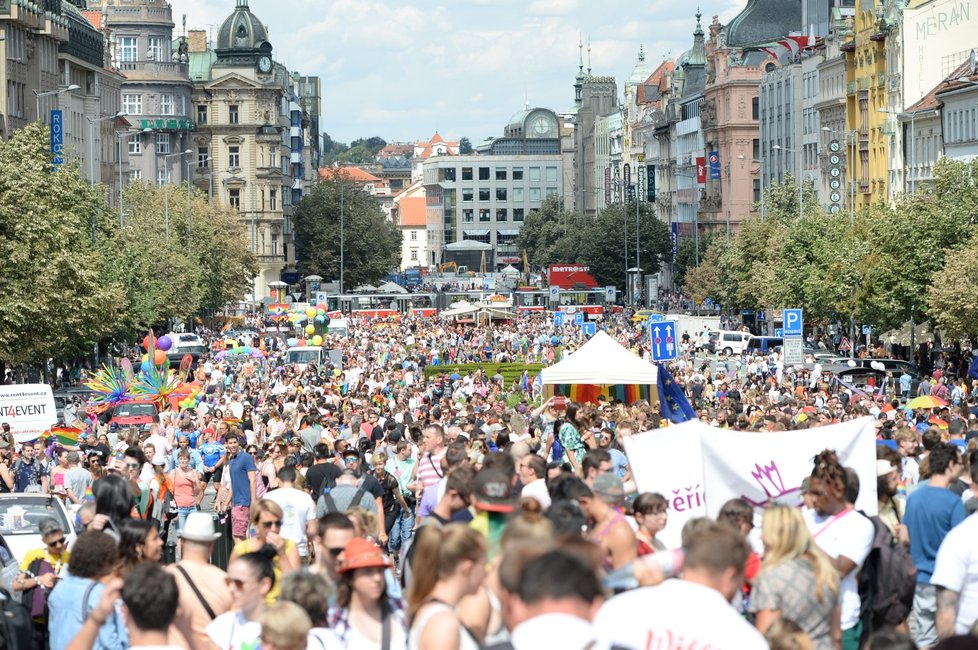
[229, 498, 300, 603]
[749, 504, 840, 650]
[407, 524, 487, 650]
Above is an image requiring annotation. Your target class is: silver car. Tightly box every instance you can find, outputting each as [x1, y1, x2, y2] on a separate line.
[0, 494, 77, 584]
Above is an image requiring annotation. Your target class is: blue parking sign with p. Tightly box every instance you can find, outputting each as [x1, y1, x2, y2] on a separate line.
[573, 312, 584, 326]
[783, 309, 803, 337]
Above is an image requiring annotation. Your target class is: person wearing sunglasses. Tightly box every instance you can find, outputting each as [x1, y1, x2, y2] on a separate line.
[12, 518, 69, 647]
[207, 546, 276, 650]
[309, 513, 355, 588]
[229, 499, 299, 603]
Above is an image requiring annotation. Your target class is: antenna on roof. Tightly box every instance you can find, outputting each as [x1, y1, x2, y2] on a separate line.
[182, 14, 186, 37]
[587, 35, 592, 74]
[524, 86, 529, 110]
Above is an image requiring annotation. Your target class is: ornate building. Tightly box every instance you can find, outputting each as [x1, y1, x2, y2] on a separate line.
[187, 0, 309, 300]
[88, 0, 194, 187]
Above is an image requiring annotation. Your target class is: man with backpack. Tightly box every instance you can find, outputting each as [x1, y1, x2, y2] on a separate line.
[315, 468, 377, 518]
[904, 442, 966, 648]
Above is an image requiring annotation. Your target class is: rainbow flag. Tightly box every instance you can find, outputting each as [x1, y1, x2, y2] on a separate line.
[545, 383, 654, 405]
[50, 426, 83, 446]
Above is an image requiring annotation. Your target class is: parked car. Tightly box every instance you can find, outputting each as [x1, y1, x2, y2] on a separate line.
[748, 336, 784, 355]
[165, 332, 207, 362]
[713, 330, 753, 356]
[0, 494, 77, 571]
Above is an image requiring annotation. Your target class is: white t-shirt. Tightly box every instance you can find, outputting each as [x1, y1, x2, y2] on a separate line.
[308, 627, 345, 650]
[145, 433, 171, 465]
[206, 610, 261, 650]
[594, 579, 768, 650]
[263, 486, 317, 556]
[804, 507, 874, 630]
[510, 612, 601, 650]
[521, 478, 551, 510]
[931, 514, 978, 635]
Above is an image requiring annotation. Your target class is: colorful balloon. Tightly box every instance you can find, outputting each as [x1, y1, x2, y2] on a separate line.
[312, 335, 323, 346]
[305, 307, 317, 319]
[156, 335, 172, 351]
[286, 338, 297, 347]
[153, 349, 167, 365]
[305, 324, 315, 335]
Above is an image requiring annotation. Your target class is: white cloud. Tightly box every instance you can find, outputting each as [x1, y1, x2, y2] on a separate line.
[169, 0, 747, 144]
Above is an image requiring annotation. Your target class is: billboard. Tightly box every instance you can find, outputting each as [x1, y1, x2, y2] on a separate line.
[547, 264, 599, 289]
[0, 384, 58, 443]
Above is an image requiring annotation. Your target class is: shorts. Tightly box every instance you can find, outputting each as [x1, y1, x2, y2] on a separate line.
[203, 467, 224, 484]
[910, 583, 937, 648]
[231, 505, 250, 539]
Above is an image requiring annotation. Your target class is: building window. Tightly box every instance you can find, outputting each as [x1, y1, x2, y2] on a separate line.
[198, 146, 209, 167]
[122, 93, 142, 115]
[229, 105, 239, 124]
[271, 234, 279, 256]
[410, 249, 418, 261]
[157, 169, 169, 186]
[513, 188, 524, 202]
[752, 138, 760, 161]
[546, 187, 558, 197]
[512, 168, 524, 180]
[156, 133, 170, 154]
[463, 209, 474, 223]
[197, 105, 207, 124]
[545, 167, 558, 182]
[529, 188, 541, 201]
[119, 36, 137, 62]
[529, 167, 541, 181]
[462, 188, 473, 202]
[269, 189, 277, 210]
[513, 208, 525, 221]
[161, 94, 174, 116]
[479, 167, 490, 180]
[496, 188, 507, 201]
[752, 97, 759, 121]
[228, 188, 241, 210]
[479, 208, 491, 222]
[496, 208, 508, 221]
[128, 134, 142, 154]
[496, 168, 507, 181]
[753, 179, 761, 204]
[479, 188, 490, 201]
[462, 167, 473, 181]
[442, 167, 456, 182]
[129, 169, 142, 181]
[410, 230, 418, 241]
[228, 145, 240, 168]
[147, 36, 165, 61]
[269, 148, 277, 168]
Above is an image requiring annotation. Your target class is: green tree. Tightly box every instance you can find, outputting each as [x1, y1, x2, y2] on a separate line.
[349, 137, 387, 154]
[322, 133, 349, 164]
[0, 123, 122, 370]
[459, 137, 473, 154]
[673, 232, 720, 290]
[514, 195, 579, 270]
[293, 173, 402, 287]
[336, 144, 374, 164]
[928, 231, 978, 339]
[579, 201, 671, 287]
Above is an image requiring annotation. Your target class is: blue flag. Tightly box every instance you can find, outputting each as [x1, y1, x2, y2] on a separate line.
[656, 363, 697, 424]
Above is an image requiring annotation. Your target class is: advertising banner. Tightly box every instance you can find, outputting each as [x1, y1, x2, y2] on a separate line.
[0, 384, 58, 443]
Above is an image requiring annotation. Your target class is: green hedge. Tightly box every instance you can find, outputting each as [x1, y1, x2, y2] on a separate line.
[422, 362, 545, 387]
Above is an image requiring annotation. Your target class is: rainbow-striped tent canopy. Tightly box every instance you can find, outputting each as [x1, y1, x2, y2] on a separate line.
[541, 331, 659, 405]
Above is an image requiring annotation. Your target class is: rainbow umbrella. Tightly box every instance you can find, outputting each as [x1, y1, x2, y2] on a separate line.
[906, 395, 948, 410]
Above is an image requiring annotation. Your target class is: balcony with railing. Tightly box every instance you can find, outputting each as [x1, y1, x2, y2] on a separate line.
[118, 60, 190, 81]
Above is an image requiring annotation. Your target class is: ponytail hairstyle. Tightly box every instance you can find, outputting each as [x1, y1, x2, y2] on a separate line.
[405, 523, 486, 621]
[238, 544, 278, 595]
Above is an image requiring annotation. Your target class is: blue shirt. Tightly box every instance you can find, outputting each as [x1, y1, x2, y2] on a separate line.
[168, 447, 204, 472]
[199, 441, 226, 468]
[904, 483, 966, 583]
[227, 451, 257, 506]
[48, 574, 127, 650]
[14, 458, 48, 492]
[608, 448, 630, 478]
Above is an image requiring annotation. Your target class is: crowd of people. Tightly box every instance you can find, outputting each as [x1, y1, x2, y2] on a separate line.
[0, 309, 977, 650]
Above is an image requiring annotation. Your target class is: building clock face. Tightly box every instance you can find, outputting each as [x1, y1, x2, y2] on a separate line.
[258, 56, 272, 73]
[532, 116, 553, 137]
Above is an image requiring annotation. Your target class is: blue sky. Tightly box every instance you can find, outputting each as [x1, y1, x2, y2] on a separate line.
[169, 0, 743, 146]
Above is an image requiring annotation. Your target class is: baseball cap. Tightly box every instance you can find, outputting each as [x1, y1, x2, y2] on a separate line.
[339, 538, 393, 573]
[473, 468, 515, 513]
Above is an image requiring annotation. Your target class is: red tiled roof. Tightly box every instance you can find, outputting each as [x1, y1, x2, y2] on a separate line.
[638, 61, 675, 105]
[931, 60, 978, 108]
[319, 166, 383, 183]
[397, 196, 427, 227]
[80, 10, 102, 29]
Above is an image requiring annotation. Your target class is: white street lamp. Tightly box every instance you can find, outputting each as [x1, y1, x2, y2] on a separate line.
[33, 84, 79, 123]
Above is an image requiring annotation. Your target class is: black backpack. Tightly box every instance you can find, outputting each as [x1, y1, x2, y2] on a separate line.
[857, 511, 917, 639]
[319, 486, 366, 514]
[0, 587, 32, 650]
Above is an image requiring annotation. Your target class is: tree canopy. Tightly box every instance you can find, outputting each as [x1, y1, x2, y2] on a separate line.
[293, 173, 402, 288]
[515, 195, 672, 287]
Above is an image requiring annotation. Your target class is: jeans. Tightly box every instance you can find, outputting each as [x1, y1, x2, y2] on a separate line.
[176, 505, 197, 538]
[388, 507, 415, 553]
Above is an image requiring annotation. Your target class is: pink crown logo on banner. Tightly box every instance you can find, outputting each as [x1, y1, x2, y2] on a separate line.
[742, 460, 802, 508]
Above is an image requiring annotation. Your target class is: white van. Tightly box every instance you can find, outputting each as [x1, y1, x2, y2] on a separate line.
[286, 346, 323, 371]
[327, 318, 350, 338]
[712, 330, 752, 356]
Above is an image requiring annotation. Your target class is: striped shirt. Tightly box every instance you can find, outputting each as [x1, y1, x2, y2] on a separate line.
[416, 448, 446, 490]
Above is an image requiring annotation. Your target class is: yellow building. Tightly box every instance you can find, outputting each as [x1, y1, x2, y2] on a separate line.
[843, 0, 890, 208]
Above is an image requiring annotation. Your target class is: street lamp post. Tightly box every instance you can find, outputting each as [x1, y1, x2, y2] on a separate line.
[162, 149, 193, 242]
[633, 188, 640, 306]
[339, 187, 345, 295]
[772, 144, 803, 219]
[33, 84, 80, 123]
[85, 111, 126, 187]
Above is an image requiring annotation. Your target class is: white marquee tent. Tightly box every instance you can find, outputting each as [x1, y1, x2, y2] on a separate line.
[540, 331, 658, 402]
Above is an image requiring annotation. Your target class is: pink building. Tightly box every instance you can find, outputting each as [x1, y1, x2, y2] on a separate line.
[700, 15, 765, 234]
